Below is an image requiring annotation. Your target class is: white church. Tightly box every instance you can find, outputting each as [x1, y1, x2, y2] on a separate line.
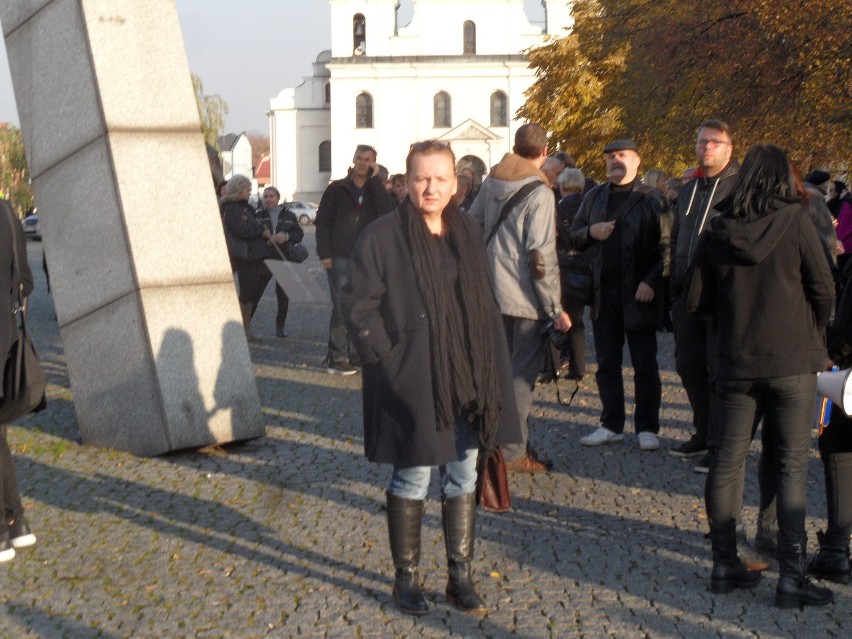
[268, 0, 573, 202]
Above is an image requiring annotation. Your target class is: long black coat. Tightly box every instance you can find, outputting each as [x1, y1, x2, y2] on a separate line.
[342, 209, 521, 468]
[1, 200, 34, 398]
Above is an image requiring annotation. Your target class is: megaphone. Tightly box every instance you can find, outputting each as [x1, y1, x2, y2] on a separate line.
[817, 368, 852, 416]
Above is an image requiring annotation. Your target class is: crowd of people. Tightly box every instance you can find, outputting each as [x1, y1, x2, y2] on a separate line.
[302, 120, 850, 614]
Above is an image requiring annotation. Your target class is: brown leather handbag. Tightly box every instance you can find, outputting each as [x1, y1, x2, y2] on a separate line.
[476, 447, 511, 512]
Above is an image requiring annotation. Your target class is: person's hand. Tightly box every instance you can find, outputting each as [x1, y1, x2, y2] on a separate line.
[635, 282, 655, 302]
[261, 228, 271, 240]
[823, 352, 835, 371]
[321, 258, 333, 269]
[553, 311, 572, 332]
[272, 231, 288, 243]
[589, 221, 616, 241]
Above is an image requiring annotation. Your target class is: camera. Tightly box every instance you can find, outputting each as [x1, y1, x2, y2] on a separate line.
[541, 320, 570, 351]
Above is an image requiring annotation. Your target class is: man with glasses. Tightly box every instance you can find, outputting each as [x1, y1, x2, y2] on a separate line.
[315, 145, 396, 375]
[669, 119, 739, 466]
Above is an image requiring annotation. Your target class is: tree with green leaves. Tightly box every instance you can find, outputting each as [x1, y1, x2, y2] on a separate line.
[521, 0, 851, 179]
[192, 73, 229, 151]
[0, 125, 33, 217]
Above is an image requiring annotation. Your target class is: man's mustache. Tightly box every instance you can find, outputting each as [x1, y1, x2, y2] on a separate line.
[609, 163, 626, 172]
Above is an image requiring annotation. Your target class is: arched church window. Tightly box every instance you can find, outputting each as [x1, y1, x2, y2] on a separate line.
[490, 91, 508, 127]
[356, 92, 373, 128]
[434, 92, 451, 128]
[463, 21, 476, 55]
[319, 141, 331, 172]
[353, 14, 366, 55]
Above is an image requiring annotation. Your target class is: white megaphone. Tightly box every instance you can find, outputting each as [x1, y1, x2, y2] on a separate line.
[817, 368, 852, 416]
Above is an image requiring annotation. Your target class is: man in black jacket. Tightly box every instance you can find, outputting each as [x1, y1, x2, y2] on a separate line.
[570, 139, 670, 451]
[669, 120, 739, 463]
[315, 145, 396, 375]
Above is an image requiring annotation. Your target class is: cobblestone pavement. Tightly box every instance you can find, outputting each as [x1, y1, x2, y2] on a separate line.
[1, 232, 849, 638]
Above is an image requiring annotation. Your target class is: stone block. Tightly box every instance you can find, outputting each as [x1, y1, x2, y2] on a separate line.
[2, 0, 105, 177]
[30, 136, 137, 326]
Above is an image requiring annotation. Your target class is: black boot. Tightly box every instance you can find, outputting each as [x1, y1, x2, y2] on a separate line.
[755, 513, 779, 557]
[776, 540, 834, 608]
[442, 493, 487, 614]
[386, 492, 428, 615]
[709, 521, 762, 594]
[808, 530, 851, 585]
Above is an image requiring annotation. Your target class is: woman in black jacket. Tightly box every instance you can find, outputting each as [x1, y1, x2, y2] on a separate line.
[343, 141, 520, 616]
[689, 144, 836, 608]
[220, 175, 270, 340]
[0, 199, 38, 561]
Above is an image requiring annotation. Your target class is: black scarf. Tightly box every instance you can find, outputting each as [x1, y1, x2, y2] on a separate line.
[399, 199, 503, 451]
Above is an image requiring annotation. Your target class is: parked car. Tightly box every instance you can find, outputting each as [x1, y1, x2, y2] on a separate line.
[22, 213, 40, 240]
[284, 201, 319, 225]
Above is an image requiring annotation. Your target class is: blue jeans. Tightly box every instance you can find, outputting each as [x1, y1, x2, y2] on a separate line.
[325, 257, 352, 364]
[388, 417, 479, 501]
[706, 374, 815, 550]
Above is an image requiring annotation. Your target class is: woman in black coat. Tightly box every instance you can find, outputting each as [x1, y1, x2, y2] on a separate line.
[0, 199, 38, 561]
[220, 175, 271, 340]
[688, 144, 835, 608]
[343, 141, 520, 616]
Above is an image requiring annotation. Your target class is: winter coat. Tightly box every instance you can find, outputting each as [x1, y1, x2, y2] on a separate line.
[256, 205, 305, 259]
[315, 174, 396, 260]
[342, 209, 522, 468]
[687, 196, 834, 380]
[467, 153, 563, 321]
[220, 195, 268, 261]
[569, 181, 671, 331]
[669, 162, 739, 298]
[1, 200, 34, 399]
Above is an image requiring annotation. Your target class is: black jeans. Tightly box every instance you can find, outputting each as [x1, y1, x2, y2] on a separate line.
[592, 287, 661, 434]
[325, 257, 353, 365]
[706, 374, 815, 550]
[671, 295, 714, 444]
[560, 296, 587, 379]
[275, 284, 290, 328]
[0, 426, 24, 533]
[819, 408, 852, 543]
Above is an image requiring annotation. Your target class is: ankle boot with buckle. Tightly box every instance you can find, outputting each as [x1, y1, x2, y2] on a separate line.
[808, 530, 851, 585]
[776, 540, 834, 608]
[443, 492, 487, 614]
[386, 491, 428, 615]
[709, 521, 762, 594]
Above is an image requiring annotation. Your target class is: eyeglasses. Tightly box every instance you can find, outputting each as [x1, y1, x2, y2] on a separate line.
[263, 194, 277, 198]
[696, 138, 730, 148]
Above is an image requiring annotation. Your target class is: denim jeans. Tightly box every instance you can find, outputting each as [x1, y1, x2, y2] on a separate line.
[325, 257, 353, 365]
[706, 374, 815, 550]
[388, 417, 479, 501]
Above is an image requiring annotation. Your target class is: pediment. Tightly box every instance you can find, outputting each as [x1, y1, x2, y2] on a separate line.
[439, 119, 501, 142]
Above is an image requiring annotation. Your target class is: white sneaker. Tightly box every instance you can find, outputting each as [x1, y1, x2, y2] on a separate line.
[580, 427, 624, 446]
[638, 432, 660, 451]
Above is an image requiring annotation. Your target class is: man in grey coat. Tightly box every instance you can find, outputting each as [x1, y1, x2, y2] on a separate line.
[468, 123, 571, 473]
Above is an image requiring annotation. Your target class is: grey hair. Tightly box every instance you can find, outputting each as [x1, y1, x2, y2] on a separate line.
[642, 169, 664, 187]
[557, 168, 585, 193]
[226, 174, 252, 195]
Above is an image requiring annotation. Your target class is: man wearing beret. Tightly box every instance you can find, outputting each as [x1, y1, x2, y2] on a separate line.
[569, 139, 671, 451]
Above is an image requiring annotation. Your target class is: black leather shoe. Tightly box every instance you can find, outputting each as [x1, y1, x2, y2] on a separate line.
[275, 325, 288, 338]
[775, 575, 834, 608]
[808, 531, 851, 585]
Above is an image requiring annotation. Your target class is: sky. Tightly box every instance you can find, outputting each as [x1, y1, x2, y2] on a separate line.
[1, 1, 545, 136]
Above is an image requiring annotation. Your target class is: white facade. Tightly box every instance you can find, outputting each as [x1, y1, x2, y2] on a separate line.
[219, 132, 253, 181]
[270, 0, 573, 202]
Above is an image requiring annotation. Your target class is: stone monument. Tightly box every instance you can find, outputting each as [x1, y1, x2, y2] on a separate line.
[1, 0, 265, 455]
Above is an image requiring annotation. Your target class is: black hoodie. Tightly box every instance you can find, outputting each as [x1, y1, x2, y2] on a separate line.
[687, 195, 835, 379]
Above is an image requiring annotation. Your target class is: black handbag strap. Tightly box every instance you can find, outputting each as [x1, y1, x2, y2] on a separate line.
[3, 204, 25, 319]
[485, 180, 545, 247]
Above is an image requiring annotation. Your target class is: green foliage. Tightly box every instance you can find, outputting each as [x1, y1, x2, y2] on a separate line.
[0, 125, 33, 216]
[521, 0, 851, 178]
[192, 73, 229, 151]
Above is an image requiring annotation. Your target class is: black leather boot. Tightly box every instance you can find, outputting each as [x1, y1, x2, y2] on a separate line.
[442, 493, 487, 614]
[776, 540, 834, 608]
[808, 530, 851, 585]
[386, 491, 428, 615]
[710, 521, 762, 594]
